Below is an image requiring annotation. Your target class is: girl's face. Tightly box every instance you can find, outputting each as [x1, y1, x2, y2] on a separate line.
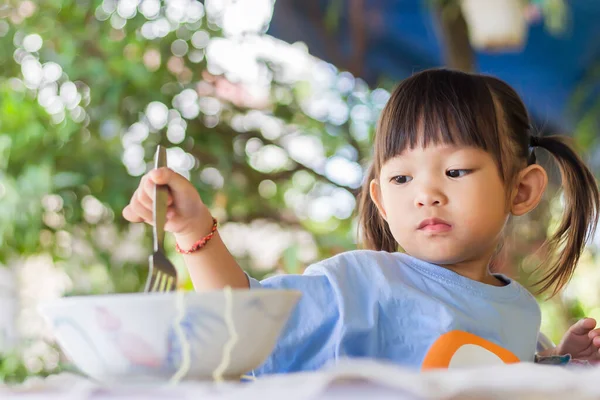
[370, 144, 510, 267]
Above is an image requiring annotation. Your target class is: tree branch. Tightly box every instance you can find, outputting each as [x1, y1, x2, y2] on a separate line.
[434, 2, 476, 72]
[348, 0, 367, 77]
[234, 130, 362, 196]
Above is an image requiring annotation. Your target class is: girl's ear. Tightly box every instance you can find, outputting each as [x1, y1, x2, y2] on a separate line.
[511, 164, 548, 216]
[369, 179, 387, 220]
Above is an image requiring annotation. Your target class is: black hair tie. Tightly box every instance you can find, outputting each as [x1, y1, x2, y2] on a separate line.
[529, 135, 540, 147]
[528, 136, 539, 165]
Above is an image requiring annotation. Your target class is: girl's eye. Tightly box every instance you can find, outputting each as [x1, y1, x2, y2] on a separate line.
[447, 169, 471, 178]
[391, 175, 412, 184]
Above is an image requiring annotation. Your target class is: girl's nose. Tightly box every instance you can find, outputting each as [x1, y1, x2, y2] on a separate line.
[415, 189, 447, 208]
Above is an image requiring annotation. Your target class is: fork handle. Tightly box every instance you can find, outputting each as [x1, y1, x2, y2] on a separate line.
[153, 145, 168, 252]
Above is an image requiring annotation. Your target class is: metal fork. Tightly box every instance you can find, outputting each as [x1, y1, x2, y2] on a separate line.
[145, 145, 178, 292]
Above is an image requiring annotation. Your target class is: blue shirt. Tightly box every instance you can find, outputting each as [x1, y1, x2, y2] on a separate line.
[247, 250, 541, 374]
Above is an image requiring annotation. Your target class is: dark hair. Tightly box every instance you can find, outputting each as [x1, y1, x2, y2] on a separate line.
[358, 68, 599, 295]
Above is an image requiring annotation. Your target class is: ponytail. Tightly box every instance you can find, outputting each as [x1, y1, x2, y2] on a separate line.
[358, 164, 398, 252]
[533, 135, 600, 295]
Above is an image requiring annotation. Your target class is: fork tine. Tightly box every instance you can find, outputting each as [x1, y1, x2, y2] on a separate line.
[165, 276, 174, 292]
[146, 265, 177, 292]
[148, 271, 176, 293]
[159, 274, 168, 292]
[144, 266, 154, 292]
[151, 272, 161, 292]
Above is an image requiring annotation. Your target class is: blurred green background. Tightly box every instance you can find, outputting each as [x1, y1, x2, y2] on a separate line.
[1, 0, 599, 383]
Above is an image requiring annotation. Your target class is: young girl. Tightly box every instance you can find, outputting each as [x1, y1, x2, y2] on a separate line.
[123, 69, 600, 373]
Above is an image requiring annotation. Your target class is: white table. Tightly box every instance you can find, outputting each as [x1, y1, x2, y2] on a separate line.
[3, 359, 600, 400]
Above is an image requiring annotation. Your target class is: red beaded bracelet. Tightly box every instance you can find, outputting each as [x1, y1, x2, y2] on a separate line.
[175, 217, 218, 254]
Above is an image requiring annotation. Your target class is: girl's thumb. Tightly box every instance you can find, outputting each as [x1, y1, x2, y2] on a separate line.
[149, 167, 189, 193]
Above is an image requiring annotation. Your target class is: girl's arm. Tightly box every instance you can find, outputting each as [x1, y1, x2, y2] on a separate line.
[174, 215, 249, 291]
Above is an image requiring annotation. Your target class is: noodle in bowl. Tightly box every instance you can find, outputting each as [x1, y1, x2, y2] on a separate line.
[38, 289, 301, 383]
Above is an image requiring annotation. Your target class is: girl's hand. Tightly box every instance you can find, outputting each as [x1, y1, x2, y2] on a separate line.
[122, 167, 212, 237]
[554, 318, 600, 362]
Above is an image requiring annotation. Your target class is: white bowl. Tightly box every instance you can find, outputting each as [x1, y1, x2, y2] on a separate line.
[39, 289, 301, 383]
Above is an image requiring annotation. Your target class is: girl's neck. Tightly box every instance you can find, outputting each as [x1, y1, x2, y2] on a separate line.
[409, 246, 507, 287]
[441, 259, 507, 287]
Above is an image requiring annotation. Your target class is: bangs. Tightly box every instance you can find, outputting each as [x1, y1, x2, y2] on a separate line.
[376, 69, 503, 174]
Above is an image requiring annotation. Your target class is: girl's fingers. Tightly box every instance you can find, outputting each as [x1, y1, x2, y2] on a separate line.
[149, 167, 187, 189]
[584, 348, 600, 362]
[122, 205, 144, 223]
[123, 189, 145, 222]
[570, 318, 597, 336]
[124, 170, 181, 225]
[149, 167, 194, 202]
[141, 174, 154, 201]
[143, 172, 175, 207]
[137, 183, 153, 209]
[128, 197, 153, 224]
[588, 328, 600, 339]
[167, 207, 176, 219]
